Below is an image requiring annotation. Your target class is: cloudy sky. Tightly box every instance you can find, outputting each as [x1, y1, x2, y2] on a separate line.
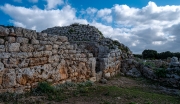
[0, 0, 180, 54]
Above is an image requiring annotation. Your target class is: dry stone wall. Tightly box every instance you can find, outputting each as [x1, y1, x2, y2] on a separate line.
[42, 24, 127, 80]
[0, 26, 96, 93]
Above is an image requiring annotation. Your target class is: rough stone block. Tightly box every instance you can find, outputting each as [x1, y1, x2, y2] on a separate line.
[0, 45, 5, 52]
[29, 57, 48, 66]
[16, 37, 29, 44]
[8, 43, 20, 52]
[14, 27, 23, 36]
[0, 26, 9, 36]
[33, 51, 43, 57]
[2, 69, 16, 88]
[20, 44, 34, 52]
[5, 37, 16, 43]
[31, 39, 39, 44]
[0, 62, 4, 72]
[0, 39, 4, 45]
[0, 53, 11, 58]
[45, 45, 52, 51]
[58, 36, 68, 42]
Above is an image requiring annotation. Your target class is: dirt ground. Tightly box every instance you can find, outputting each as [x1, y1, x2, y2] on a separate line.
[2, 76, 179, 104]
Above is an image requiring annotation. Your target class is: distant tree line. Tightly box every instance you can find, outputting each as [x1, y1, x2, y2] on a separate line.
[133, 49, 180, 59]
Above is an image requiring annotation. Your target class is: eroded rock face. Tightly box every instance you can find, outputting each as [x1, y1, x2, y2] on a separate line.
[170, 57, 179, 67]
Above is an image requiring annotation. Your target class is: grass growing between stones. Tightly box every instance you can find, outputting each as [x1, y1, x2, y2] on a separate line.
[0, 80, 179, 104]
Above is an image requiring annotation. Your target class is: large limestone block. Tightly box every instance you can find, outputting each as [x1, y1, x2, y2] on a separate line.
[14, 27, 23, 36]
[2, 69, 16, 88]
[48, 55, 60, 63]
[11, 52, 30, 58]
[29, 57, 48, 66]
[43, 51, 52, 56]
[8, 43, 20, 52]
[16, 37, 29, 44]
[33, 51, 44, 57]
[0, 39, 4, 45]
[20, 44, 34, 52]
[58, 36, 68, 42]
[31, 39, 39, 44]
[89, 77, 96, 82]
[5, 37, 16, 43]
[0, 53, 11, 58]
[2, 58, 19, 68]
[45, 45, 52, 51]
[0, 45, 5, 52]
[0, 62, 4, 71]
[0, 26, 9, 36]
[23, 29, 37, 39]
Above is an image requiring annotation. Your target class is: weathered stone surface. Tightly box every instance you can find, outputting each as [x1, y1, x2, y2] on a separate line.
[29, 57, 48, 66]
[8, 43, 20, 52]
[0, 45, 5, 52]
[5, 37, 16, 43]
[0, 39, 4, 45]
[0, 24, 130, 93]
[14, 27, 23, 36]
[45, 45, 52, 51]
[31, 39, 39, 44]
[59, 36, 68, 42]
[0, 26, 9, 36]
[89, 77, 96, 82]
[104, 73, 111, 79]
[16, 37, 29, 44]
[2, 69, 16, 88]
[170, 57, 179, 67]
[126, 68, 141, 77]
[0, 62, 4, 71]
[20, 44, 34, 52]
[0, 53, 11, 58]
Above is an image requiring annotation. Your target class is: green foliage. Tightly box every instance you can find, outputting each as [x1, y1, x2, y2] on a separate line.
[141, 50, 180, 59]
[144, 61, 155, 68]
[34, 82, 55, 94]
[142, 49, 157, 59]
[97, 30, 105, 39]
[70, 23, 79, 27]
[133, 54, 142, 58]
[155, 68, 167, 78]
[68, 28, 74, 33]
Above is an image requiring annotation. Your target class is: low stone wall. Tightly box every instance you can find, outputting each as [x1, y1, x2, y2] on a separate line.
[0, 26, 96, 93]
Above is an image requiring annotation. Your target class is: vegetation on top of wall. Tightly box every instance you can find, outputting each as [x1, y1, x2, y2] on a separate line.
[70, 23, 80, 27]
[97, 30, 105, 39]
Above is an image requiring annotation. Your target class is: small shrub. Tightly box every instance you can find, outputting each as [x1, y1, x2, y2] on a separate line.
[155, 68, 167, 78]
[144, 61, 155, 68]
[34, 82, 55, 94]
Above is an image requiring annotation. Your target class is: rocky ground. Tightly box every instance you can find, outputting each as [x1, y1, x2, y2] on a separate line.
[0, 75, 179, 104]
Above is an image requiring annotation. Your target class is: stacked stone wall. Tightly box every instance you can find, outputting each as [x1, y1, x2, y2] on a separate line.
[0, 26, 96, 93]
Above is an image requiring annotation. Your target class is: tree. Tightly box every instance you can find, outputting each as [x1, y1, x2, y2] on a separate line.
[142, 49, 157, 59]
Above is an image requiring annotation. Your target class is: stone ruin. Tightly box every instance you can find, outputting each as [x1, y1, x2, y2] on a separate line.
[0, 23, 133, 93]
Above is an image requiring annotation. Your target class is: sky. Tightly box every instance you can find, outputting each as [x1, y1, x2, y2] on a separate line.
[1, 0, 180, 54]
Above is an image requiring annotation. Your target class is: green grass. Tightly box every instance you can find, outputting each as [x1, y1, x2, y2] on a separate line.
[94, 86, 180, 104]
[0, 81, 179, 104]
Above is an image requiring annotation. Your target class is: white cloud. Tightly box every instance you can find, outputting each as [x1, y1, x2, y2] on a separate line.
[45, 0, 64, 9]
[1, 1, 180, 53]
[0, 4, 87, 31]
[28, 0, 38, 3]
